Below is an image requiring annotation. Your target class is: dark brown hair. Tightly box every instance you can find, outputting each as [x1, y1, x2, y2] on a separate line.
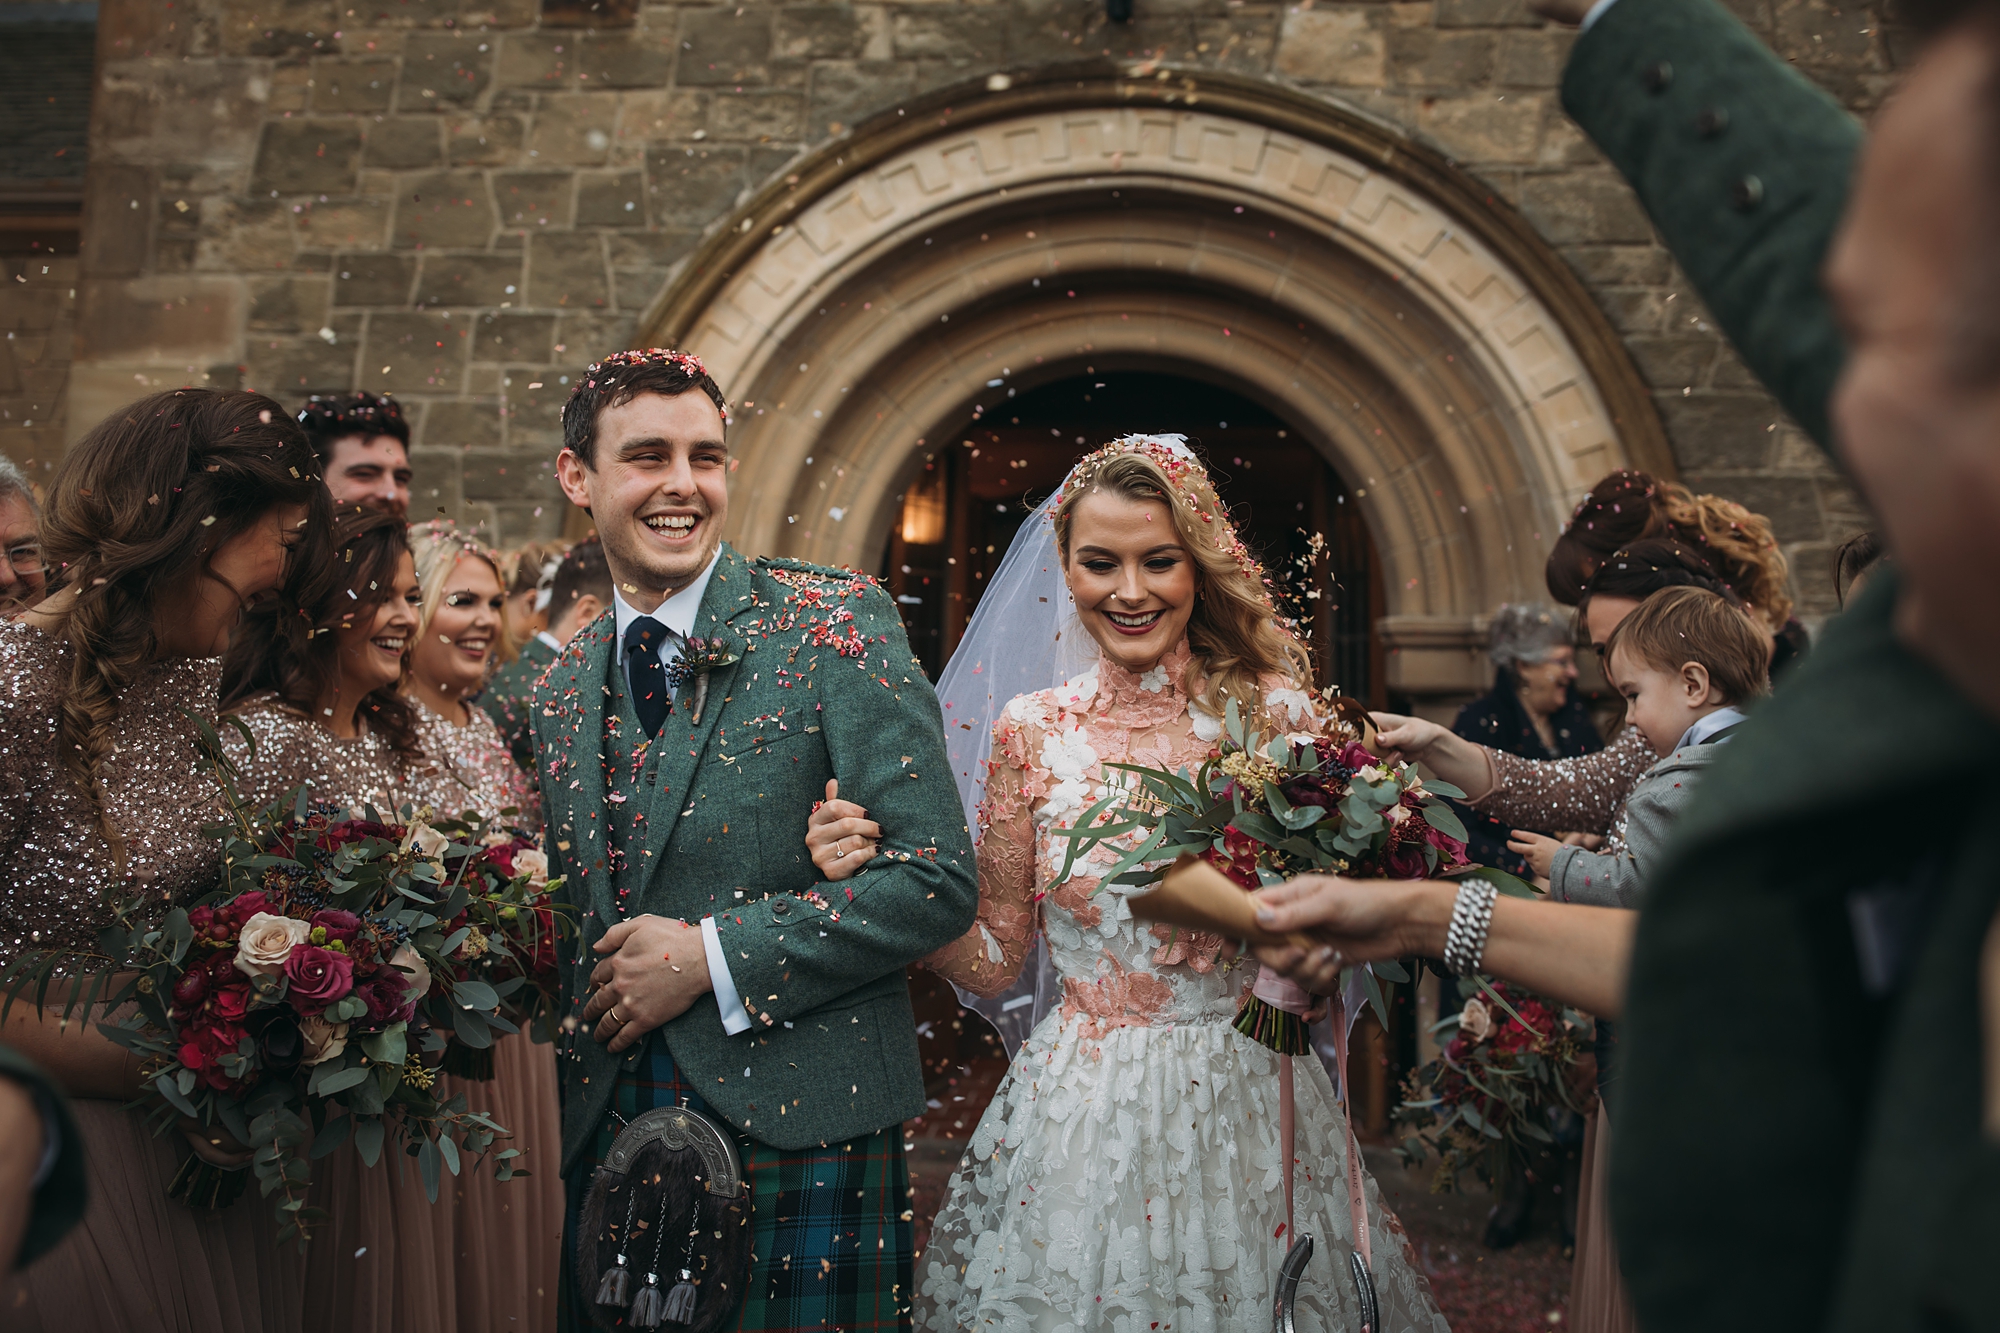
[1832, 531, 1886, 606]
[1603, 585, 1771, 707]
[295, 392, 410, 470]
[1576, 539, 1745, 622]
[560, 349, 728, 469]
[41, 389, 332, 850]
[221, 509, 425, 765]
[549, 536, 612, 618]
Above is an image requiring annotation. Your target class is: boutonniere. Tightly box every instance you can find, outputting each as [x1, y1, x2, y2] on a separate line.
[666, 635, 741, 724]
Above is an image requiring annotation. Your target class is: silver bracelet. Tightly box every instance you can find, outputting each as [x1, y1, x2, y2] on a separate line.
[1442, 877, 1499, 976]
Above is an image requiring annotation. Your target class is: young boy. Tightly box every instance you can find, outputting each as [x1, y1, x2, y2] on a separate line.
[1508, 585, 1771, 907]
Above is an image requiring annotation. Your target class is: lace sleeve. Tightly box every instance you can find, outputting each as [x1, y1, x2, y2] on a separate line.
[922, 714, 1041, 998]
[1472, 724, 1656, 835]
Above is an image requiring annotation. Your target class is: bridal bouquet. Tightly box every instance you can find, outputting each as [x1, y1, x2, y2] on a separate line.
[1, 796, 573, 1243]
[434, 828, 566, 1078]
[1054, 698, 1476, 1048]
[1394, 982, 1590, 1194]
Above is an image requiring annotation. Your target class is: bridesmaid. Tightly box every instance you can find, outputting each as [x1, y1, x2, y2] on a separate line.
[0, 388, 327, 1332]
[220, 509, 460, 1333]
[405, 520, 561, 1330]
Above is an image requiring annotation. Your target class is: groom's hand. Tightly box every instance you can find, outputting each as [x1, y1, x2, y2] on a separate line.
[583, 915, 712, 1053]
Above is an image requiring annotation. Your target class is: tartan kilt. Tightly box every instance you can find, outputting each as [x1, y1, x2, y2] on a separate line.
[562, 1034, 914, 1333]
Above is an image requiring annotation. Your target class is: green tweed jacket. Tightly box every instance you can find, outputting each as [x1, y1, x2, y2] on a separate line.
[1563, 0, 1860, 448]
[1564, 4, 2000, 1331]
[529, 543, 977, 1174]
[0, 1042, 85, 1269]
[481, 633, 558, 775]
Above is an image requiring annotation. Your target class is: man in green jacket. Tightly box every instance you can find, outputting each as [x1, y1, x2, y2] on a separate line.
[481, 536, 610, 774]
[1537, 0, 2000, 1328]
[533, 348, 977, 1331]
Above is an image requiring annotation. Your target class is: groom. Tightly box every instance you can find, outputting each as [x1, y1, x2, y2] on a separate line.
[534, 348, 977, 1330]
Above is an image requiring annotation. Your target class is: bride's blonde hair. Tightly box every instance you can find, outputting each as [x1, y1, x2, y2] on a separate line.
[1052, 440, 1312, 723]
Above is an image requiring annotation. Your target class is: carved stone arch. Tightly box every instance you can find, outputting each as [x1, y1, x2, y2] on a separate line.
[639, 64, 1670, 699]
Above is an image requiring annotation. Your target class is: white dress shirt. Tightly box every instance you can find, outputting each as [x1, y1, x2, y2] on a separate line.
[607, 552, 751, 1036]
[535, 629, 565, 654]
[1675, 704, 1749, 752]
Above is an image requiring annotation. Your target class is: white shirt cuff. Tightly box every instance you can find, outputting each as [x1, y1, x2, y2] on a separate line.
[1579, 0, 1620, 31]
[701, 915, 753, 1036]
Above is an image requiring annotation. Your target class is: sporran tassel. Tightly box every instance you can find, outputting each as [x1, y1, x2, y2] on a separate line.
[629, 1274, 667, 1328]
[593, 1257, 632, 1308]
[664, 1270, 699, 1324]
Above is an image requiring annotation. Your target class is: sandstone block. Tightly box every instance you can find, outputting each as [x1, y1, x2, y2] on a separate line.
[252, 120, 365, 195]
[475, 311, 558, 361]
[495, 171, 578, 230]
[314, 58, 400, 112]
[1519, 170, 1653, 245]
[710, 92, 807, 141]
[805, 60, 920, 137]
[1191, 17, 1283, 72]
[527, 233, 610, 308]
[447, 115, 527, 166]
[292, 196, 395, 252]
[645, 144, 749, 228]
[777, 6, 867, 58]
[1682, 471, 1821, 543]
[1495, 29, 1570, 86]
[890, 9, 1007, 61]
[401, 32, 496, 109]
[618, 89, 711, 142]
[1274, 9, 1385, 87]
[1658, 393, 1783, 471]
[576, 28, 678, 86]
[1624, 336, 1718, 390]
[528, 95, 620, 166]
[420, 397, 506, 449]
[576, 171, 647, 227]
[362, 309, 474, 393]
[365, 118, 446, 170]
[416, 252, 525, 306]
[248, 276, 331, 332]
[195, 196, 296, 272]
[218, 0, 342, 59]
[1416, 91, 1550, 163]
[1386, 27, 1495, 87]
[334, 253, 418, 305]
[497, 31, 578, 88]
[245, 334, 359, 398]
[1435, 0, 1541, 26]
[461, 446, 564, 500]
[393, 171, 498, 249]
[677, 7, 775, 85]
[77, 277, 245, 360]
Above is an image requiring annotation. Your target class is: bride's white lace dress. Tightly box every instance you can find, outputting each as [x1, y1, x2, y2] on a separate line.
[917, 640, 1450, 1333]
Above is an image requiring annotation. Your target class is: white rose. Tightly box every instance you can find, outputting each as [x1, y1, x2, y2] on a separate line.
[1459, 997, 1494, 1044]
[299, 1014, 350, 1066]
[389, 944, 432, 1005]
[234, 911, 311, 978]
[401, 821, 450, 861]
[513, 848, 549, 888]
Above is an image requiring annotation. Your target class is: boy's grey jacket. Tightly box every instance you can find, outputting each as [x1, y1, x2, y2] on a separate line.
[1547, 740, 1729, 908]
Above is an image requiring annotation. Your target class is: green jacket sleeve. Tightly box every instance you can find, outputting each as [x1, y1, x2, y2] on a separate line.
[712, 581, 978, 1027]
[1563, 0, 1861, 448]
[0, 1043, 85, 1269]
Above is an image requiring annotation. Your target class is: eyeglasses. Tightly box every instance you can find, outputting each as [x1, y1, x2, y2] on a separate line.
[5, 544, 42, 575]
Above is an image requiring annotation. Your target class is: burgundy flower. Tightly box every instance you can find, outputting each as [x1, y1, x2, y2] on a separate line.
[310, 908, 362, 946]
[251, 1009, 304, 1074]
[283, 945, 354, 1016]
[354, 968, 417, 1027]
[171, 966, 211, 1012]
[177, 1018, 249, 1093]
[209, 980, 253, 1022]
[227, 890, 271, 927]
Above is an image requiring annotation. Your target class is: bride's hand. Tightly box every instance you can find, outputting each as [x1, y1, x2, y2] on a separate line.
[179, 1116, 254, 1169]
[806, 778, 880, 882]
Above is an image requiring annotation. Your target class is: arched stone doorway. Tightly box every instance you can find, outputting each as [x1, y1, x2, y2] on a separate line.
[641, 63, 1670, 703]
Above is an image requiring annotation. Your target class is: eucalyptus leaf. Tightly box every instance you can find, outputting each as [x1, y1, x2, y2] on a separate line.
[353, 1116, 385, 1168]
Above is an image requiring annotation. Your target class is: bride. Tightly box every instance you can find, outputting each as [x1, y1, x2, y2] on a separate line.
[806, 437, 1449, 1332]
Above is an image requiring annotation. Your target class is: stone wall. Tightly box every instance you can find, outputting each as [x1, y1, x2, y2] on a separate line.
[68, 0, 1897, 610]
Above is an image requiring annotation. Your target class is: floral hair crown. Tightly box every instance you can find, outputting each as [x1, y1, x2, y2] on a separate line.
[410, 518, 498, 567]
[1055, 434, 1270, 591]
[567, 348, 730, 425]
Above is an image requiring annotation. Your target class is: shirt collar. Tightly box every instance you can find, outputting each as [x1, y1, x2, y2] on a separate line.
[535, 630, 565, 654]
[611, 550, 721, 663]
[1676, 705, 1748, 751]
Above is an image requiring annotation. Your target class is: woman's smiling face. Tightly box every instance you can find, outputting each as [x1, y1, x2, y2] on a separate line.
[412, 553, 504, 697]
[1063, 488, 1198, 674]
[336, 550, 419, 698]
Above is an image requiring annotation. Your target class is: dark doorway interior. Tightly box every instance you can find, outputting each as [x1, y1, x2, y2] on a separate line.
[879, 371, 1386, 704]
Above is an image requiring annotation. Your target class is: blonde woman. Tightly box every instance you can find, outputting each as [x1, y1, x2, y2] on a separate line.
[403, 521, 562, 1330]
[807, 438, 1447, 1333]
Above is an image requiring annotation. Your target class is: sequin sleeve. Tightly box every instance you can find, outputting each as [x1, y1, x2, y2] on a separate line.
[1472, 723, 1656, 835]
[921, 714, 1041, 997]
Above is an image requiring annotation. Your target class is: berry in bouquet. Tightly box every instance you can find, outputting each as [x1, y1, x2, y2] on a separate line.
[0, 784, 574, 1244]
[1393, 981, 1592, 1196]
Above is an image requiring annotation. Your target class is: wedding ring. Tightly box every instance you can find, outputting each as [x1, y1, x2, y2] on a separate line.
[836, 841, 847, 859]
[607, 1007, 625, 1025]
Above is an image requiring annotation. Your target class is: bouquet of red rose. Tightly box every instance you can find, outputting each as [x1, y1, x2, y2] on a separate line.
[1053, 697, 1481, 1048]
[434, 828, 566, 1079]
[1, 799, 573, 1243]
[1393, 980, 1590, 1194]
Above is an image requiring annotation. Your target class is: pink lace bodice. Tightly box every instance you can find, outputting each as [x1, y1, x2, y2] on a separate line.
[924, 640, 1324, 1040]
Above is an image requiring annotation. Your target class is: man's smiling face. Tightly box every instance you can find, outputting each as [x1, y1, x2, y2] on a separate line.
[555, 389, 728, 609]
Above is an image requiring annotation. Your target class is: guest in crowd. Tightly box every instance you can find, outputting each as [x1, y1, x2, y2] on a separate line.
[0, 1044, 83, 1271]
[0, 388, 328, 1331]
[482, 536, 609, 774]
[1543, 469, 1808, 677]
[1453, 603, 1604, 879]
[0, 454, 46, 619]
[296, 393, 413, 518]
[404, 520, 561, 1331]
[1832, 531, 1884, 608]
[494, 537, 568, 665]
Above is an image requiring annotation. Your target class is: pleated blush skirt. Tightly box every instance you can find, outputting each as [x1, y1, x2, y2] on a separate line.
[1569, 1104, 1641, 1333]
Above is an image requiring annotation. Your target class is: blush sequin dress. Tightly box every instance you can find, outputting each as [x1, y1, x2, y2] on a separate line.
[915, 642, 1449, 1333]
[0, 622, 305, 1333]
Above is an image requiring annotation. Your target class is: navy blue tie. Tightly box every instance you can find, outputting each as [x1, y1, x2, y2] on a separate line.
[624, 615, 672, 738]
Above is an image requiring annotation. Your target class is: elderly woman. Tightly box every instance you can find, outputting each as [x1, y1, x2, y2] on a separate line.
[1451, 604, 1604, 880]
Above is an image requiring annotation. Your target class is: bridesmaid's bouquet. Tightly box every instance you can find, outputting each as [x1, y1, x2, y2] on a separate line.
[1054, 697, 1481, 1048]
[1393, 982, 1591, 1194]
[1, 795, 573, 1243]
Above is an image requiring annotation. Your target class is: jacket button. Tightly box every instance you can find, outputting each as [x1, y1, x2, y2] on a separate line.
[1731, 174, 1765, 211]
[771, 898, 791, 917]
[1696, 105, 1729, 137]
[1642, 60, 1673, 92]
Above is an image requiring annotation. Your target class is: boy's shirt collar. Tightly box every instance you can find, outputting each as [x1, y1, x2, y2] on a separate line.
[1676, 705, 1750, 752]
